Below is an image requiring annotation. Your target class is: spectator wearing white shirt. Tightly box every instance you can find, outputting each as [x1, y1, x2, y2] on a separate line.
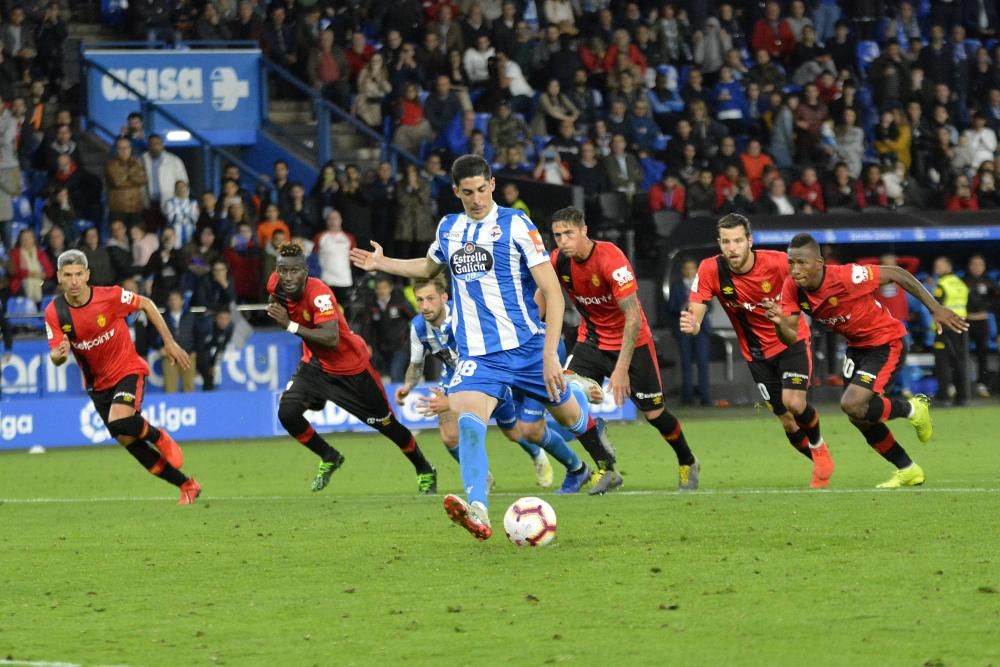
[495, 50, 534, 115]
[315, 208, 355, 306]
[142, 134, 189, 213]
[961, 112, 998, 171]
[463, 34, 495, 89]
[162, 180, 200, 247]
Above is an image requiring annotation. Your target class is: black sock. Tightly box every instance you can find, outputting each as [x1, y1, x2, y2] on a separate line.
[576, 419, 616, 469]
[864, 396, 911, 422]
[647, 410, 696, 466]
[293, 425, 342, 462]
[141, 421, 162, 446]
[378, 418, 434, 474]
[785, 428, 813, 459]
[794, 404, 822, 445]
[125, 441, 188, 487]
[858, 422, 913, 469]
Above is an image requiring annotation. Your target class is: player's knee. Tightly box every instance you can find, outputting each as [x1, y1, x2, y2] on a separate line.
[443, 432, 459, 448]
[277, 400, 307, 431]
[783, 392, 806, 416]
[107, 415, 145, 440]
[643, 407, 664, 421]
[839, 394, 867, 420]
[520, 420, 545, 443]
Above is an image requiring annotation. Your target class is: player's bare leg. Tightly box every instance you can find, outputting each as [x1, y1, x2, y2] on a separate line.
[108, 403, 200, 505]
[547, 389, 621, 495]
[780, 389, 834, 488]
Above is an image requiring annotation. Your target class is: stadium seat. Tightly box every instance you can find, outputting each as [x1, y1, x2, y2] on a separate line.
[596, 192, 629, 243]
[964, 38, 983, 55]
[5, 296, 43, 331]
[652, 210, 681, 238]
[986, 38, 998, 52]
[856, 41, 880, 78]
[474, 113, 491, 134]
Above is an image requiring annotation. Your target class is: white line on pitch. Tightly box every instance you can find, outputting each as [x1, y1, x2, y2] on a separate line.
[2, 487, 998, 504]
[0, 660, 129, 667]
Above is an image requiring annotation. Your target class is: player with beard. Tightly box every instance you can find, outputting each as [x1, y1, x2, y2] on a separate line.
[267, 242, 437, 494]
[680, 214, 835, 488]
[763, 233, 967, 488]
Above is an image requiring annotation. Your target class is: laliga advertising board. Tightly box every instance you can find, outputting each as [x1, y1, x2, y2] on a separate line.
[0, 384, 636, 450]
[83, 48, 261, 145]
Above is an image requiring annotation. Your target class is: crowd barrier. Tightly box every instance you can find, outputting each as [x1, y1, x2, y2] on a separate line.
[0, 382, 637, 450]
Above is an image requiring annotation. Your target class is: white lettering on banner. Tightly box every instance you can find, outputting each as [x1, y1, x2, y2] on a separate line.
[0, 411, 34, 440]
[143, 403, 197, 432]
[222, 345, 279, 391]
[80, 403, 111, 443]
[99, 66, 249, 111]
[1, 354, 43, 394]
[305, 403, 363, 428]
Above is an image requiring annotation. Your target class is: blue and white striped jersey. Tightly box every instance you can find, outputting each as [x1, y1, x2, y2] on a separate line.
[409, 304, 459, 384]
[428, 203, 549, 357]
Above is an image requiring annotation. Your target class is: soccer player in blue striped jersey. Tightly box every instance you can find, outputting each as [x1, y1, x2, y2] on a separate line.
[352, 155, 616, 541]
[395, 275, 594, 492]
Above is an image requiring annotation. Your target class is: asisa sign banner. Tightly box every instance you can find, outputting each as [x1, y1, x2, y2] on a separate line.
[84, 49, 261, 145]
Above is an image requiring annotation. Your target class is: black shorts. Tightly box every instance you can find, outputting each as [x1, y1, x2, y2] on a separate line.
[844, 338, 907, 395]
[747, 339, 813, 416]
[280, 362, 396, 427]
[566, 341, 664, 412]
[88, 374, 147, 425]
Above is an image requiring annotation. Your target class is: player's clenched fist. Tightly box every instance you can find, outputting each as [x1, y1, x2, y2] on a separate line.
[678, 309, 699, 335]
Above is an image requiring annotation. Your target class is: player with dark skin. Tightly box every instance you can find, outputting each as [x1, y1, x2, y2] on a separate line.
[266, 253, 339, 347]
[763, 240, 967, 423]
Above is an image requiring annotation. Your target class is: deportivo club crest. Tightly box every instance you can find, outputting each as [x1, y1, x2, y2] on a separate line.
[97, 314, 107, 328]
[761, 280, 772, 293]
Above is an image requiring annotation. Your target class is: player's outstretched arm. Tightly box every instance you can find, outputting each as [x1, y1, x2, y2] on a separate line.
[880, 265, 970, 334]
[140, 296, 192, 370]
[530, 260, 567, 402]
[761, 299, 800, 346]
[349, 241, 443, 279]
[679, 302, 708, 336]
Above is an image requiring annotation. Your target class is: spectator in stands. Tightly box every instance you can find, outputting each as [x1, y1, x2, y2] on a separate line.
[366, 274, 415, 383]
[8, 98, 33, 170]
[345, 30, 374, 83]
[9, 229, 53, 304]
[748, 49, 785, 96]
[823, 161, 857, 210]
[261, 5, 297, 73]
[311, 209, 353, 306]
[685, 168, 716, 215]
[567, 68, 599, 130]
[533, 143, 572, 184]
[535, 78, 579, 135]
[157, 291, 199, 395]
[975, 167, 1000, 207]
[364, 162, 396, 257]
[430, 5, 465, 57]
[751, 1, 795, 61]
[793, 82, 828, 164]
[41, 185, 76, 242]
[649, 172, 685, 214]
[603, 133, 643, 198]
[129, 220, 158, 266]
[693, 17, 730, 80]
[229, 0, 262, 41]
[965, 254, 998, 396]
[570, 141, 607, 194]
[425, 74, 464, 136]
[118, 112, 148, 153]
[945, 173, 979, 210]
[222, 221, 262, 304]
[491, 50, 535, 115]
[604, 97, 632, 142]
[310, 161, 339, 213]
[919, 24, 955, 87]
[143, 226, 184, 304]
[464, 35, 495, 91]
[106, 218, 135, 277]
[653, 5, 691, 65]
[710, 135, 741, 174]
[308, 29, 349, 108]
[34, 3, 67, 87]
[740, 138, 774, 198]
[395, 163, 435, 258]
[628, 99, 660, 153]
[790, 166, 825, 213]
[675, 143, 703, 185]
[961, 112, 998, 170]
[759, 178, 798, 215]
[195, 308, 233, 392]
[353, 52, 392, 128]
[392, 81, 436, 155]
[0, 102, 19, 234]
[2, 6, 35, 81]
[668, 257, 711, 405]
[256, 203, 291, 248]
[461, 3, 490, 48]
[142, 134, 188, 218]
[333, 164, 372, 250]
[488, 99, 529, 153]
[589, 118, 612, 156]
[282, 182, 320, 239]
[869, 39, 912, 111]
[194, 2, 231, 41]
[830, 108, 865, 178]
[500, 181, 530, 215]
[163, 180, 199, 247]
[185, 225, 219, 284]
[549, 118, 581, 163]
[42, 225, 66, 269]
[78, 226, 115, 286]
[874, 109, 912, 171]
[193, 258, 235, 315]
[38, 123, 81, 175]
[260, 227, 285, 293]
[856, 164, 891, 210]
[105, 137, 147, 227]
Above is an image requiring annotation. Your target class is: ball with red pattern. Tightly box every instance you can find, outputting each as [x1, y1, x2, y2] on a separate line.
[503, 497, 557, 547]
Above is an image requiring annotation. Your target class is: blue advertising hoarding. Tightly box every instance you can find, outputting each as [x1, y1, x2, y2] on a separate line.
[0, 385, 637, 450]
[84, 48, 261, 146]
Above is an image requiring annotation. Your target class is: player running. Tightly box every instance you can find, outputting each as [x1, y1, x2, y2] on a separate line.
[680, 214, 834, 488]
[396, 275, 594, 493]
[45, 250, 201, 504]
[550, 206, 698, 492]
[351, 154, 615, 541]
[266, 242, 437, 494]
[763, 233, 968, 488]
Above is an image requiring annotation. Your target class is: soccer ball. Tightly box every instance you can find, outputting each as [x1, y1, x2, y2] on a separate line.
[503, 497, 557, 547]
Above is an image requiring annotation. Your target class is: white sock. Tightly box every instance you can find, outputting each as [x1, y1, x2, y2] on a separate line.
[808, 437, 825, 450]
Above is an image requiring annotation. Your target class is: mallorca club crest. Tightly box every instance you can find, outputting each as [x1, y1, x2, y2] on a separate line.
[828, 297, 839, 307]
[591, 274, 601, 286]
[761, 280, 772, 293]
[97, 314, 107, 328]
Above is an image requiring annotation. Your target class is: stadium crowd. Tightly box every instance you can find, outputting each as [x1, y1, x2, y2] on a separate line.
[0, 0, 998, 399]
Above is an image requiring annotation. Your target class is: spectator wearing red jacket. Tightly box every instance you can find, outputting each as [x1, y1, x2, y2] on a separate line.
[649, 173, 686, 214]
[713, 164, 742, 211]
[223, 222, 263, 303]
[604, 29, 647, 74]
[751, 1, 796, 61]
[10, 229, 55, 302]
[945, 174, 980, 211]
[790, 166, 826, 212]
[739, 138, 774, 198]
[345, 32, 375, 83]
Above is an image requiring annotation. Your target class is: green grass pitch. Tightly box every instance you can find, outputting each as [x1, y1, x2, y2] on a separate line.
[2, 405, 999, 666]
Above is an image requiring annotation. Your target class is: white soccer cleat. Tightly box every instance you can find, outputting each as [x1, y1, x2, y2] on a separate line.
[564, 370, 605, 404]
